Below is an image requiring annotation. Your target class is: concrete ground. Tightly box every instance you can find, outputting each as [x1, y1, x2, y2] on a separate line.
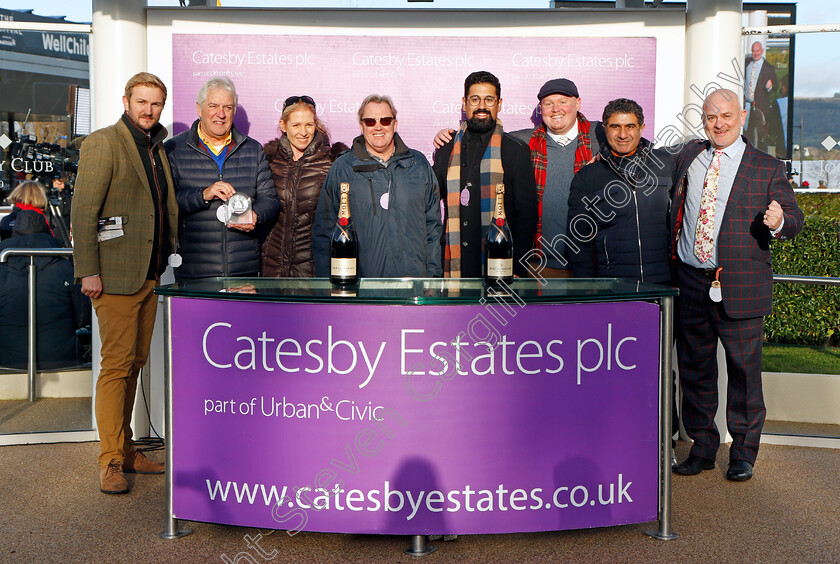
[1, 440, 838, 563]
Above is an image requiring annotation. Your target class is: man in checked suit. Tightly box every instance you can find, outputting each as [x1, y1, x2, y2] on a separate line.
[670, 88, 803, 481]
[72, 73, 178, 494]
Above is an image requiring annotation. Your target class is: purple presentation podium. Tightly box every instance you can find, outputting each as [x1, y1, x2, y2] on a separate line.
[155, 277, 679, 553]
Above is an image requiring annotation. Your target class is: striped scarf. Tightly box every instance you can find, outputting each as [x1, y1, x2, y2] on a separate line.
[528, 113, 593, 249]
[443, 121, 504, 278]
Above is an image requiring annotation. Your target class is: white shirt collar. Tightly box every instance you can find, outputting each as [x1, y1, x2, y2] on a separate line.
[547, 119, 579, 146]
[709, 135, 746, 160]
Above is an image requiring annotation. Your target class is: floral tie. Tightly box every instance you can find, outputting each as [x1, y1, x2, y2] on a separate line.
[748, 62, 758, 101]
[694, 149, 724, 263]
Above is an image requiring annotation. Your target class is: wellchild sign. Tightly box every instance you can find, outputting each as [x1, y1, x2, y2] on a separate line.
[171, 299, 660, 535]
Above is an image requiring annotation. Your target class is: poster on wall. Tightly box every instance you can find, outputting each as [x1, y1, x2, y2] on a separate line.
[742, 5, 796, 159]
[172, 34, 657, 160]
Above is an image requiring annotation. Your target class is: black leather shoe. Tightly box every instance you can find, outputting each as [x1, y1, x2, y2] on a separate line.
[726, 460, 753, 481]
[672, 454, 715, 475]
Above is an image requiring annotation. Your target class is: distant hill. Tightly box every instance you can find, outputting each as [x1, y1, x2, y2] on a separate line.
[792, 97, 840, 148]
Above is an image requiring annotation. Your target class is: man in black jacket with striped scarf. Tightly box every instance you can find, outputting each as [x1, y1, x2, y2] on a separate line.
[432, 71, 537, 279]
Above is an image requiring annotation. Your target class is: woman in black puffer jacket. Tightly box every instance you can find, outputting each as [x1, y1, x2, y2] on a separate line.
[1, 180, 55, 241]
[261, 96, 347, 277]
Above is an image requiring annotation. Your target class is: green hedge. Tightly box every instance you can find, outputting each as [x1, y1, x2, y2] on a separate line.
[795, 192, 840, 219]
[766, 195, 840, 345]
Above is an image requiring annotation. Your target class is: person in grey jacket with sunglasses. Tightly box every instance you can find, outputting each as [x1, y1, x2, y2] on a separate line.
[312, 94, 442, 278]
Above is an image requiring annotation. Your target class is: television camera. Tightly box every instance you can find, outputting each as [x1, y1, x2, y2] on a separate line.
[4, 133, 80, 247]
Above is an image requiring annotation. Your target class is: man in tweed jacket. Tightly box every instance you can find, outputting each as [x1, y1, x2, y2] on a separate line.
[670, 89, 803, 482]
[71, 73, 178, 494]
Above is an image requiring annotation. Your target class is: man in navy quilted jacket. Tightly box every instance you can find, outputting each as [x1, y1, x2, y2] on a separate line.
[165, 77, 280, 279]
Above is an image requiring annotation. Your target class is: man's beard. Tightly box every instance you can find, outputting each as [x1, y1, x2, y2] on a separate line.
[467, 113, 496, 133]
[126, 111, 157, 133]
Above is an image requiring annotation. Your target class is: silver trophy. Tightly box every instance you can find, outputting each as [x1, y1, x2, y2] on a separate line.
[223, 193, 254, 226]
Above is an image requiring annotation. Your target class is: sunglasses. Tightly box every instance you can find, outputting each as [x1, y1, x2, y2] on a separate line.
[283, 95, 316, 109]
[360, 116, 395, 127]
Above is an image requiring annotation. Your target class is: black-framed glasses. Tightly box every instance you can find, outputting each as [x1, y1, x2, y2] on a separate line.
[283, 95, 316, 109]
[466, 95, 498, 108]
[360, 116, 395, 127]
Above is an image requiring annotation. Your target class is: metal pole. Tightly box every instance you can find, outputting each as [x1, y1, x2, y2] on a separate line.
[800, 113, 804, 185]
[405, 535, 437, 556]
[773, 274, 840, 286]
[646, 295, 678, 541]
[743, 23, 840, 35]
[0, 248, 74, 402]
[160, 296, 192, 539]
[0, 21, 90, 32]
[27, 258, 37, 402]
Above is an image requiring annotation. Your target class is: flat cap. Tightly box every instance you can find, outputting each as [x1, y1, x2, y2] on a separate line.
[538, 78, 579, 100]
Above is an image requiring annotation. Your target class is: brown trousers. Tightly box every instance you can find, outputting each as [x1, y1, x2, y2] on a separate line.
[92, 279, 158, 468]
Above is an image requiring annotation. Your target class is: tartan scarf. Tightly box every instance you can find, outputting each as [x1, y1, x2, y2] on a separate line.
[528, 113, 593, 249]
[443, 121, 504, 278]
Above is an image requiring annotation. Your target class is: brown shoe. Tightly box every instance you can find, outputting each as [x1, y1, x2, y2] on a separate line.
[123, 449, 165, 474]
[100, 458, 129, 494]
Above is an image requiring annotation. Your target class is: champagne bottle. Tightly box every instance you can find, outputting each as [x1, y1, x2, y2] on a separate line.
[484, 183, 513, 286]
[330, 183, 358, 286]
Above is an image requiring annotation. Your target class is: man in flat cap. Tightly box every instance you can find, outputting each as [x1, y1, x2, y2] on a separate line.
[511, 78, 604, 278]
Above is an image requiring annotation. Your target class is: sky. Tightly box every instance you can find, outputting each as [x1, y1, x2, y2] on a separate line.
[2, 0, 839, 97]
